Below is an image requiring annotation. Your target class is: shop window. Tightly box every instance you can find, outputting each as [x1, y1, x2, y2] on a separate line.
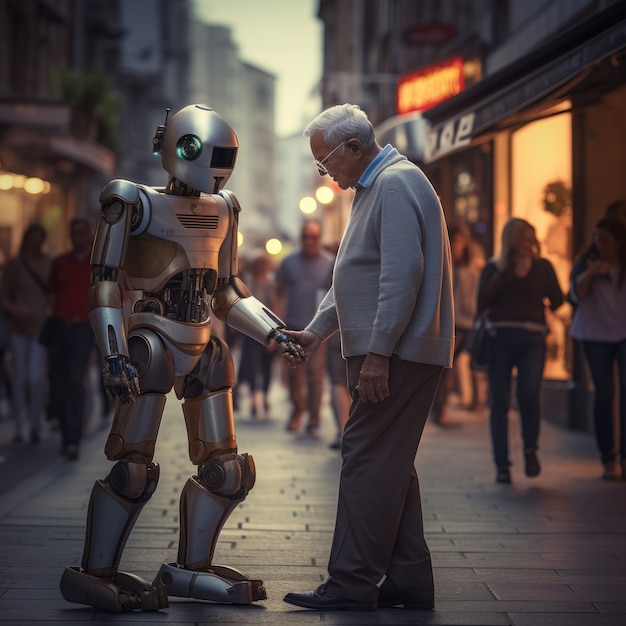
[511, 113, 573, 380]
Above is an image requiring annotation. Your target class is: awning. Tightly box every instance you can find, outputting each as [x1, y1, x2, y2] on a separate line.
[374, 111, 427, 163]
[0, 102, 115, 177]
[422, 2, 626, 163]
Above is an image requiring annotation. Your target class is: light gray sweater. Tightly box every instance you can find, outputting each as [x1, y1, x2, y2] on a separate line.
[306, 146, 454, 367]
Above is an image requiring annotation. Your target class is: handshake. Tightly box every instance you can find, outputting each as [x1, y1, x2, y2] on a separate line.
[269, 329, 307, 364]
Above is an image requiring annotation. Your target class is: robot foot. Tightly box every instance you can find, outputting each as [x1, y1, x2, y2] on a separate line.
[60, 566, 169, 613]
[153, 562, 266, 605]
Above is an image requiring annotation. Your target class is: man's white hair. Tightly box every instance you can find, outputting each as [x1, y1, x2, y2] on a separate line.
[304, 103, 376, 149]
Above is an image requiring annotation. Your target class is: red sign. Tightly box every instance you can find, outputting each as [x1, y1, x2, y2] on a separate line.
[397, 57, 465, 115]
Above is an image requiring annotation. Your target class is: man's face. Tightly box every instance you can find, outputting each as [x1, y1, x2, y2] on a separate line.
[71, 222, 92, 253]
[310, 133, 361, 190]
[301, 224, 322, 258]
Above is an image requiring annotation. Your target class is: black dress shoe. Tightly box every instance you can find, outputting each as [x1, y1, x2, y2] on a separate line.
[283, 585, 376, 611]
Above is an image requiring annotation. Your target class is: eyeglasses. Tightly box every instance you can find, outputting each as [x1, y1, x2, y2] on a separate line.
[313, 140, 347, 175]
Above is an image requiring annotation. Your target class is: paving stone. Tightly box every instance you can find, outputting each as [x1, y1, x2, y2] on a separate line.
[1, 388, 626, 624]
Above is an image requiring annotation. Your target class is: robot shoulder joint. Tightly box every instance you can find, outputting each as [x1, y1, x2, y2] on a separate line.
[219, 189, 242, 213]
[100, 179, 141, 205]
[99, 179, 142, 226]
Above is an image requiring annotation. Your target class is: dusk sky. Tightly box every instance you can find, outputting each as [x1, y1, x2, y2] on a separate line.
[193, 0, 323, 137]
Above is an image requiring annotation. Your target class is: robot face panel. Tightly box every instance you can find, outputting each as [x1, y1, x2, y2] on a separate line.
[160, 104, 238, 194]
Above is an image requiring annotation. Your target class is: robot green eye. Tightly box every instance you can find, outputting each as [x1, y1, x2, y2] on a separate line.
[176, 134, 203, 160]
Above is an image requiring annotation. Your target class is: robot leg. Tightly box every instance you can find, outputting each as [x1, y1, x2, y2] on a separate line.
[61, 329, 175, 612]
[154, 336, 265, 604]
[59, 454, 168, 612]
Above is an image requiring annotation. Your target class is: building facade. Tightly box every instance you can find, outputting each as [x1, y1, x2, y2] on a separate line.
[316, 0, 626, 430]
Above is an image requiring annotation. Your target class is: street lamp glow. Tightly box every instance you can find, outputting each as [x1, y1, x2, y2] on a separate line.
[299, 196, 317, 214]
[316, 185, 334, 204]
[24, 177, 45, 195]
[237, 231, 244, 247]
[266, 238, 283, 255]
[12, 175, 26, 189]
[0, 174, 13, 190]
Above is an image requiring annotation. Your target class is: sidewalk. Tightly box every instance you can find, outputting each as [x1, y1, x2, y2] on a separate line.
[1, 379, 625, 625]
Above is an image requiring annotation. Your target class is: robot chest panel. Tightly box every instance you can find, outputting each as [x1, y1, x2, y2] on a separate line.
[146, 194, 230, 265]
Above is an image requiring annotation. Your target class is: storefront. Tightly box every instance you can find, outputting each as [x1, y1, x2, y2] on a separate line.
[377, 3, 626, 430]
[0, 103, 115, 260]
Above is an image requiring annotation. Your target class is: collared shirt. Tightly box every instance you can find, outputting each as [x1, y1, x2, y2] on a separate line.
[353, 144, 394, 190]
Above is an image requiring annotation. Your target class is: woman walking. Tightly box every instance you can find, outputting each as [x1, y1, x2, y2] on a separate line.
[477, 218, 563, 483]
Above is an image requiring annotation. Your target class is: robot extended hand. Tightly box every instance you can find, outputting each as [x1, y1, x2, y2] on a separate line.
[103, 356, 141, 405]
[269, 329, 307, 363]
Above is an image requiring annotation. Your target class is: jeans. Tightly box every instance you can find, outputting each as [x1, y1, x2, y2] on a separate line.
[581, 339, 626, 463]
[487, 328, 546, 469]
[9, 332, 47, 437]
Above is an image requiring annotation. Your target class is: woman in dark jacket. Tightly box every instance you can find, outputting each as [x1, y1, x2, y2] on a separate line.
[477, 218, 563, 483]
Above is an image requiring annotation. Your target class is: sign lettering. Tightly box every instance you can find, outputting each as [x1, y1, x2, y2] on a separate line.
[424, 113, 475, 163]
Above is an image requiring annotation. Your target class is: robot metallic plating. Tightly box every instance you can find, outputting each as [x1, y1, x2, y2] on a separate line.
[59, 104, 304, 613]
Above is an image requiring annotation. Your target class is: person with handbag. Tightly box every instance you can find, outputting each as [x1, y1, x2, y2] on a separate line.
[477, 218, 563, 484]
[0, 223, 51, 444]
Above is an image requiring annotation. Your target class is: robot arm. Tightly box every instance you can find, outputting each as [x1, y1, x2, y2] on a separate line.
[214, 189, 303, 358]
[89, 179, 142, 404]
[212, 277, 304, 359]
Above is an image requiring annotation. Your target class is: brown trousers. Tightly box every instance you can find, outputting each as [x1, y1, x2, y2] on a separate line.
[325, 355, 443, 603]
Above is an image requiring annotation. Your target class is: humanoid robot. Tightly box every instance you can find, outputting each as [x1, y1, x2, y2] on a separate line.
[59, 104, 303, 612]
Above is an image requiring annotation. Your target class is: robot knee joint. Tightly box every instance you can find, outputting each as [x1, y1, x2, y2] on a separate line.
[107, 460, 160, 502]
[198, 453, 256, 498]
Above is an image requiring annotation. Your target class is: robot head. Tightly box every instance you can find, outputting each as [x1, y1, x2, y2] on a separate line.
[154, 104, 238, 194]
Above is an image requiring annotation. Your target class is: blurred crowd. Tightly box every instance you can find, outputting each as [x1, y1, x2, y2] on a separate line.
[0, 219, 112, 461]
[2, 201, 626, 480]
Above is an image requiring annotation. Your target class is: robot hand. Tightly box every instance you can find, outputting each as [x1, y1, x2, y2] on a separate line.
[269, 329, 307, 364]
[103, 356, 141, 405]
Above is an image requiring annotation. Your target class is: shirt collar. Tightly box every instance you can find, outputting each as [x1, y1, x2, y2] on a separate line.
[354, 144, 394, 191]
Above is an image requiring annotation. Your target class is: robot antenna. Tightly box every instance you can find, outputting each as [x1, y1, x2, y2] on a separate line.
[152, 107, 171, 156]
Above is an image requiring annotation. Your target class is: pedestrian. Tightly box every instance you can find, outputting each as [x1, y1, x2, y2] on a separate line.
[431, 223, 481, 426]
[235, 254, 277, 418]
[45, 218, 94, 460]
[477, 217, 563, 484]
[569, 214, 626, 480]
[275, 219, 334, 435]
[326, 330, 349, 449]
[0, 224, 51, 443]
[281, 103, 454, 611]
[322, 243, 350, 450]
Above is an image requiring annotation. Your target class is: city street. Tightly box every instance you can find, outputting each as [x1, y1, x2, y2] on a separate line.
[1, 373, 625, 625]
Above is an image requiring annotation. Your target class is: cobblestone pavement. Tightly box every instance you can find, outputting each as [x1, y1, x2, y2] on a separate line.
[1, 376, 625, 625]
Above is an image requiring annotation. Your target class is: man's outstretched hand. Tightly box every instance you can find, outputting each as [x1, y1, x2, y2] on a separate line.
[274, 329, 321, 367]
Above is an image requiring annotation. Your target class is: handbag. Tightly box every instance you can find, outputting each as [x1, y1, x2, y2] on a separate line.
[20, 257, 60, 347]
[470, 313, 493, 371]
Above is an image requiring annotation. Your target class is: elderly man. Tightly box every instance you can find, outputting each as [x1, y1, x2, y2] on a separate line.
[282, 103, 454, 612]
